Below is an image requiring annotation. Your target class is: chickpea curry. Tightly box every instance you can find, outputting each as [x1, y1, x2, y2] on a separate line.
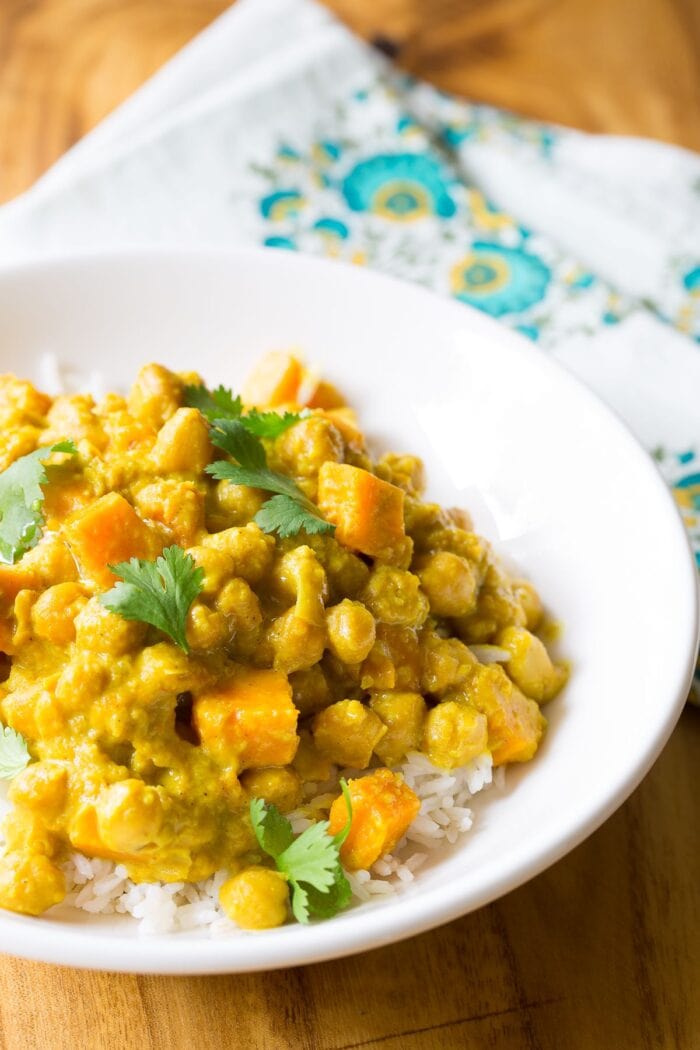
[0, 352, 566, 928]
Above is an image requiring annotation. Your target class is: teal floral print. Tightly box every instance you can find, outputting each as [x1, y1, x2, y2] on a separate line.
[341, 153, 456, 220]
[260, 190, 305, 220]
[450, 243, 551, 317]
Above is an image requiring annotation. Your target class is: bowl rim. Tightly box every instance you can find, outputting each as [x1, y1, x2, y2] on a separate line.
[0, 245, 697, 974]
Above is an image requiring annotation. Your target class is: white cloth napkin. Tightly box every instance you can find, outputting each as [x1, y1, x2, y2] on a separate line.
[0, 0, 698, 686]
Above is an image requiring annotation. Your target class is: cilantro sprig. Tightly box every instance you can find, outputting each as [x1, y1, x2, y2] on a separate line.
[183, 381, 308, 439]
[250, 780, 353, 924]
[0, 725, 31, 780]
[0, 441, 77, 564]
[206, 419, 334, 539]
[99, 545, 204, 653]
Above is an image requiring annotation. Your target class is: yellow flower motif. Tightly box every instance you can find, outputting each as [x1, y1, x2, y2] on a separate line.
[372, 181, 431, 222]
[450, 252, 509, 296]
[467, 190, 514, 232]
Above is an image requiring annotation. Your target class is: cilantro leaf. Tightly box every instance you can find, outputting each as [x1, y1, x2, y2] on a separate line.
[255, 494, 334, 538]
[0, 724, 31, 779]
[250, 797, 295, 857]
[277, 819, 339, 893]
[184, 381, 306, 437]
[205, 421, 334, 539]
[99, 545, 204, 653]
[206, 461, 300, 499]
[290, 881, 310, 925]
[0, 441, 78, 565]
[302, 868, 352, 920]
[183, 383, 243, 422]
[248, 779, 353, 924]
[210, 419, 267, 471]
[242, 408, 309, 439]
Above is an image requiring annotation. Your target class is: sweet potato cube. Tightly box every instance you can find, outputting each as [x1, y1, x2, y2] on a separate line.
[193, 668, 299, 770]
[242, 351, 303, 407]
[328, 768, 420, 871]
[0, 564, 39, 604]
[465, 664, 546, 765]
[317, 462, 405, 558]
[306, 379, 346, 410]
[66, 492, 162, 588]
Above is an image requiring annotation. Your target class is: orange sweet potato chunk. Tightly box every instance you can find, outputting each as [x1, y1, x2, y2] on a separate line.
[466, 665, 546, 765]
[0, 564, 39, 604]
[65, 492, 162, 588]
[242, 351, 303, 408]
[317, 462, 405, 558]
[328, 768, 420, 871]
[193, 668, 299, 770]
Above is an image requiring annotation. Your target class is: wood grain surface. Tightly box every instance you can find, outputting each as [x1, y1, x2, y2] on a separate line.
[0, 2, 699, 1049]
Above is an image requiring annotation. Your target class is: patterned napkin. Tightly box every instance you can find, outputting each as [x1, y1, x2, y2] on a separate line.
[0, 0, 698, 693]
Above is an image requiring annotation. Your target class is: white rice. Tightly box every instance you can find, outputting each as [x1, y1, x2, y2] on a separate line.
[0, 356, 503, 933]
[0, 752, 499, 934]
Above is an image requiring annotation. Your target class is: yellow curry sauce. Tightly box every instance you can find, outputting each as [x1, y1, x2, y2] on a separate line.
[0, 352, 566, 925]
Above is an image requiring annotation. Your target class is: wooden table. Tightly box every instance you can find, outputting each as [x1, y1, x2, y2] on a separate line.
[0, 3, 699, 1047]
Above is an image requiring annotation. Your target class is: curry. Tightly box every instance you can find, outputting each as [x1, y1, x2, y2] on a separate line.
[0, 352, 566, 928]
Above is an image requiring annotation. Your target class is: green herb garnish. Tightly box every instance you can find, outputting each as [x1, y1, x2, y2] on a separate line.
[183, 383, 243, 423]
[206, 420, 334, 539]
[99, 545, 204, 653]
[250, 780, 353, 924]
[0, 441, 77, 565]
[0, 725, 31, 780]
[183, 381, 307, 439]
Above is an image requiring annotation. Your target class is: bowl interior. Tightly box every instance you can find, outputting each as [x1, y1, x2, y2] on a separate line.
[0, 248, 696, 973]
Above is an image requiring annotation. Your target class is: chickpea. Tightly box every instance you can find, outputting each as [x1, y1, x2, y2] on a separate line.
[133, 643, 202, 702]
[1, 808, 54, 855]
[55, 653, 110, 713]
[215, 579, 263, 662]
[422, 701, 488, 770]
[415, 551, 477, 618]
[8, 761, 67, 816]
[0, 375, 51, 418]
[0, 425, 40, 470]
[219, 867, 289, 930]
[185, 601, 230, 651]
[496, 626, 567, 702]
[20, 535, 78, 587]
[306, 535, 369, 600]
[272, 546, 328, 627]
[375, 452, 425, 495]
[240, 767, 303, 812]
[74, 597, 147, 655]
[127, 363, 183, 429]
[369, 691, 427, 766]
[134, 479, 205, 548]
[512, 580, 544, 631]
[96, 780, 164, 854]
[326, 600, 376, 665]
[30, 583, 87, 645]
[207, 480, 265, 530]
[149, 408, 212, 474]
[0, 853, 65, 916]
[420, 632, 476, 696]
[273, 416, 343, 478]
[44, 394, 104, 448]
[453, 562, 526, 643]
[267, 609, 326, 674]
[312, 699, 386, 769]
[289, 665, 331, 717]
[186, 546, 234, 596]
[202, 523, 274, 584]
[292, 728, 335, 782]
[362, 566, 429, 628]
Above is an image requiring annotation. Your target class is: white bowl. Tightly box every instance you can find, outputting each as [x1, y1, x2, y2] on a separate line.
[0, 248, 696, 974]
